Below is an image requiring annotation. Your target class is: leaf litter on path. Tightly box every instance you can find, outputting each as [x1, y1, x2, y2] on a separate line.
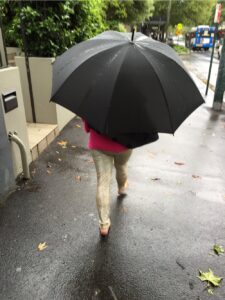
[198, 268, 223, 294]
[75, 175, 81, 182]
[57, 140, 68, 148]
[213, 244, 224, 255]
[38, 242, 48, 251]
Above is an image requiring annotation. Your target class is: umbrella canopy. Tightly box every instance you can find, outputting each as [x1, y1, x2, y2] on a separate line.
[51, 30, 204, 148]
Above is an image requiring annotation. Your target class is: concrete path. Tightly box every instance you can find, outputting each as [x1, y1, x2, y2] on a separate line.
[0, 71, 225, 300]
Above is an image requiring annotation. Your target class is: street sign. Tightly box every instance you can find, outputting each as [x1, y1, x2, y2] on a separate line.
[214, 3, 222, 24]
[177, 23, 183, 30]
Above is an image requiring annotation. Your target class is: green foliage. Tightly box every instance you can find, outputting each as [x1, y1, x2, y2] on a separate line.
[0, 0, 154, 57]
[105, 0, 154, 28]
[153, 0, 215, 27]
[1, 1, 76, 57]
[172, 45, 189, 54]
[70, 0, 107, 42]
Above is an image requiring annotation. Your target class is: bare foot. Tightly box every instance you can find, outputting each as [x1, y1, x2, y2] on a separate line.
[118, 180, 128, 195]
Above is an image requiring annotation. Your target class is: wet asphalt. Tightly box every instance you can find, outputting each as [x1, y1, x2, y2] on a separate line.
[1, 71, 225, 300]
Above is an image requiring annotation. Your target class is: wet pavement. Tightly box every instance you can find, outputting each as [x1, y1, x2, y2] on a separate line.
[181, 50, 220, 91]
[1, 71, 225, 299]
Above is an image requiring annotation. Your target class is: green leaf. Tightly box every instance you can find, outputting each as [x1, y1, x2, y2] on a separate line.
[198, 269, 223, 287]
[213, 244, 224, 256]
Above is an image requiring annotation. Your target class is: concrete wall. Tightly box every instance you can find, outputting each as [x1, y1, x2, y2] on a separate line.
[15, 56, 33, 122]
[0, 94, 15, 202]
[15, 56, 75, 130]
[16, 56, 57, 124]
[29, 57, 57, 124]
[56, 105, 75, 132]
[0, 67, 31, 178]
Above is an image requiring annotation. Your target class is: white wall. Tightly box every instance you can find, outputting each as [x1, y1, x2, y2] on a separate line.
[56, 104, 75, 132]
[0, 67, 31, 178]
[15, 56, 75, 130]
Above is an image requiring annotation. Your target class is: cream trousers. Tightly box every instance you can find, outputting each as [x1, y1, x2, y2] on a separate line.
[91, 149, 132, 229]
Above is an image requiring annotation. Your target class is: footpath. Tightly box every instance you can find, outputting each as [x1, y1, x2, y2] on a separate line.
[0, 65, 225, 300]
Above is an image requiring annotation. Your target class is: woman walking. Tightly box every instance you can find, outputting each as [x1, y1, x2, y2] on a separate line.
[83, 120, 132, 237]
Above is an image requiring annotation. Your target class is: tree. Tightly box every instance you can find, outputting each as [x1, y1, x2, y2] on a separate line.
[153, 0, 215, 27]
[0, 0, 107, 57]
[104, 0, 154, 30]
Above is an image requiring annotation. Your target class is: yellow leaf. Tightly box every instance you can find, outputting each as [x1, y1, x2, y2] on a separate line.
[57, 140, 67, 147]
[75, 175, 81, 181]
[38, 242, 47, 251]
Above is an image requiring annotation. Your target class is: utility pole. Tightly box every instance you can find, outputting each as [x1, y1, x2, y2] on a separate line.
[166, 0, 172, 40]
[213, 33, 225, 110]
[205, 24, 218, 96]
[205, 2, 222, 96]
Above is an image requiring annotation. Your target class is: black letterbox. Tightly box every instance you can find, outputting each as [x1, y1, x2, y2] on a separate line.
[2, 90, 18, 113]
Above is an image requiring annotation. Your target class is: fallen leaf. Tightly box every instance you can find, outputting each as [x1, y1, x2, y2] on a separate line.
[71, 145, 76, 148]
[213, 244, 224, 256]
[56, 151, 60, 154]
[192, 175, 201, 179]
[38, 242, 48, 251]
[58, 158, 62, 162]
[75, 175, 81, 181]
[75, 124, 81, 128]
[57, 140, 67, 148]
[151, 177, 160, 181]
[47, 162, 52, 168]
[46, 170, 51, 175]
[175, 162, 185, 166]
[198, 269, 222, 287]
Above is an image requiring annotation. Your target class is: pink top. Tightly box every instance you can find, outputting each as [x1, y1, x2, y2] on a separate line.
[83, 120, 127, 152]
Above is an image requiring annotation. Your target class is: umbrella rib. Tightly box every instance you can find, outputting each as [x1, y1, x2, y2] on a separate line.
[53, 42, 128, 101]
[135, 45, 175, 133]
[102, 45, 130, 134]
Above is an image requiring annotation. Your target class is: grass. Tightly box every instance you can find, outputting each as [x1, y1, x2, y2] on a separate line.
[172, 45, 189, 54]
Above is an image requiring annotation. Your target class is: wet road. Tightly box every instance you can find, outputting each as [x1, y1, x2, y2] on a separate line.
[181, 50, 220, 90]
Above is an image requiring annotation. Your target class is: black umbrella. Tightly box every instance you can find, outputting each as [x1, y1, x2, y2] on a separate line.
[51, 30, 204, 148]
